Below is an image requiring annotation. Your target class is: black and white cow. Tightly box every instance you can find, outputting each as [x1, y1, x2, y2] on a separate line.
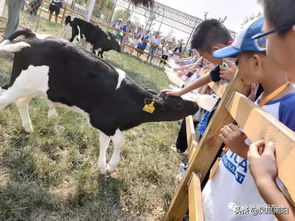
[0, 29, 198, 175]
[63, 15, 120, 58]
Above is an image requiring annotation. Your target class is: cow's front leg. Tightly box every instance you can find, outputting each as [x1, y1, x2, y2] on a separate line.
[92, 47, 97, 55]
[98, 131, 111, 175]
[95, 48, 103, 59]
[62, 24, 71, 39]
[106, 129, 125, 175]
[69, 33, 75, 42]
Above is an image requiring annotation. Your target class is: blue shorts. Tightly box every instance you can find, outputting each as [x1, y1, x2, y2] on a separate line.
[137, 43, 147, 50]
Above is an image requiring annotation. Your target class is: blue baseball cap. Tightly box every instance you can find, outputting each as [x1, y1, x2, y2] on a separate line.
[213, 17, 266, 59]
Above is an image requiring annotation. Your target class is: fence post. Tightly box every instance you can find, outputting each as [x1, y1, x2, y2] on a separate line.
[188, 173, 204, 221]
[61, 5, 67, 25]
[0, 0, 5, 17]
[35, 0, 45, 32]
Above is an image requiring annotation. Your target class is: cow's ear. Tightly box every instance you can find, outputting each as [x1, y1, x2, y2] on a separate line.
[145, 88, 158, 95]
[144, 98, 154, 105]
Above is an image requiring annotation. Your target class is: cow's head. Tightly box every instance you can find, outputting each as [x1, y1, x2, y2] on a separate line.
[130, 0, 154, 7]
[143, 93, 198, 121]
[104, 32, 121, 52]
[65, 15, 75, 26]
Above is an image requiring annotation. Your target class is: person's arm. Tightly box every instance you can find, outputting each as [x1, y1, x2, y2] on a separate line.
[162, 74, 212, 96]
[181, 62, 200, 74]
[248, 141, 295, 221]
[174, 61, 198, 72]
[175, 57, 188, 64]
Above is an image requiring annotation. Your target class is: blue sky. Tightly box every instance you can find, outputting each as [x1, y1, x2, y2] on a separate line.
[125, 0, 263, 43]
[157, 0, 262, 32]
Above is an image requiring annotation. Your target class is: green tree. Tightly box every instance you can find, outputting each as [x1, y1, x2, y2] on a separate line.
[177, 39, 184, 45]
[112, 9, 131, 23]
[241, 12, 262, 29]
[93, 0, 115, 22]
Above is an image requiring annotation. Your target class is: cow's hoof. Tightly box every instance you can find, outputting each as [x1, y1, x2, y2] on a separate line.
[98, 162, 107, 175]
[106, 164, 116, 175]
[99, 168, 107, 175]
[24, 127, 33, 133]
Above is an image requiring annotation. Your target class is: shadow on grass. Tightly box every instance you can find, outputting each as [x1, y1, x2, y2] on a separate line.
[0, 132, 124, 220]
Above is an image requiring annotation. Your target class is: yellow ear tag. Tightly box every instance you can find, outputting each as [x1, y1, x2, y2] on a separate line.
[143, 100, 155, 114]
[107, 36, 111, 40]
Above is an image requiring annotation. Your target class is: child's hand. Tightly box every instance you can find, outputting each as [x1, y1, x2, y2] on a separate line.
[219, 123, 248, 157]
[219, 59, 237, 81]
[161, 89, 183, 96]
[248, 140, 277, 183]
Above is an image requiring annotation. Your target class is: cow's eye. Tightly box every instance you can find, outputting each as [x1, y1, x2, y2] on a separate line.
[176, 102, 182, 108]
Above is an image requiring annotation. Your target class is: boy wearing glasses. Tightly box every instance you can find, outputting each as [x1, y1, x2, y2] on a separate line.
[248, 0, 295, 220]
[253, 0, 295, 82]
[203, 17, 295, 221]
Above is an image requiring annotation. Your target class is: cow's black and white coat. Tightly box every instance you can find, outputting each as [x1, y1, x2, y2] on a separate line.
[0, 30, 198, 175]
[63, 15, 120, 58]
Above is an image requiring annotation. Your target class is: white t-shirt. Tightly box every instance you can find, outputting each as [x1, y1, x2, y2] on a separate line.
[162, 46, 170, 56]
[184, 71, 201, 86]
[202, 92, 295, 221]
[171, 47, 182, 60]
[150, 37, 160, 47]
[112, 23, 122, 35]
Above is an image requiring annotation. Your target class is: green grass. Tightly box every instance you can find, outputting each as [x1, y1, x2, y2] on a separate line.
[0, 13, 182, 221]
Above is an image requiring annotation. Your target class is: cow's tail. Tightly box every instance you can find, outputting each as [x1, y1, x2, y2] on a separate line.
[8, 28, 36, 41]
[0, 29, 35, 53]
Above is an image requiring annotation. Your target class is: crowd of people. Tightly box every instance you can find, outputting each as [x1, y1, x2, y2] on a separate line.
[2, 0, 185, 65]
[162, 0, 295, 220]
[111, 18, 185, 65]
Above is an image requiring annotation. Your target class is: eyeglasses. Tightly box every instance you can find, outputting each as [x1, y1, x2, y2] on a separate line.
[254, 35, 267, 50]
[252, 21, 295, 50]
[252, 21, 295, 39]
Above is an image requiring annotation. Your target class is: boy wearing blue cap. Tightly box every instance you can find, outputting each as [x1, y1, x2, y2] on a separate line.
[202, 17, 295, 221]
